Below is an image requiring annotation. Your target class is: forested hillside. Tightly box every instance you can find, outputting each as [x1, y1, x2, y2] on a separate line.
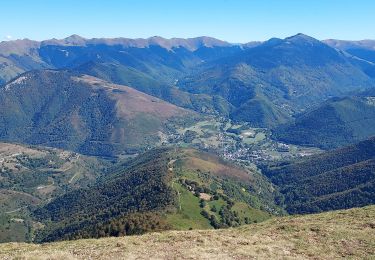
[264, 137, 375, 213]
[0, 70, 194, 157]
[274, 95, 375, 148]
[178, 34, 375, 127]
[34, 148, 175, 241]
[0, 142, 110, 243]
[1, 34, 374, 129]
[33, 148, 280, 242]
[1, 33, 375, 245]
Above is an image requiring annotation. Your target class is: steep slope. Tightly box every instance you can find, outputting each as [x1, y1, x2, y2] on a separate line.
[2, 206, 375, 259]
[178, 34, 375, 127]
[324, 39, 375, 78]
[34, 148, 176, 242]
[274, 94, 375, 148]
[0, 70, 194, 157]
[33, 148, 281, 242]
[264, 137, 375, 214]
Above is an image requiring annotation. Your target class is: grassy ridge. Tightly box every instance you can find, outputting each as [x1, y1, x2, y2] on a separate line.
[1, 205, 374, 259]
[165, 148, 276, 230]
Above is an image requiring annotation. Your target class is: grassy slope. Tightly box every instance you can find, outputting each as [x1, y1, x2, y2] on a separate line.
[1, 205, 374, 259]
[164, 148, 277, 230]
[166, 183, 212, 230]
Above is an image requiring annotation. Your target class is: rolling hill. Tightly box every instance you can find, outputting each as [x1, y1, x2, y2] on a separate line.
[33, 147, 282, 242]
[274, 93, 375, 148]
[1, 205, 374, 259]
[0, 70, 195, 157]
[0, 35, 242, 118]
[264, 137, 375, 214]
[75, 61, 234, 116]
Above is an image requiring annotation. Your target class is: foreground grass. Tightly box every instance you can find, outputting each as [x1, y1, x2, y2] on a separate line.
[1, 206, 374, 259]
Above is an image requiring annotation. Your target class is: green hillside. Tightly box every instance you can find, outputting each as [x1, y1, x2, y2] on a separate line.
[0, 70, 195, 157]
[275, 96, 375, 148]
[178, 34, 375, 127]
[33, 148, 281, 242]
[264, 137, 375, 214]
[2, 34, 375, 129]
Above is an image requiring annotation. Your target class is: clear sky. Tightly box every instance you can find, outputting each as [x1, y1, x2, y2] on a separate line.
[1, 0, 375, 42]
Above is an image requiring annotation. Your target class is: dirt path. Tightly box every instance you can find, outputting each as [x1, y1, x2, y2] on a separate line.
[168, 159, 182, 211]
[36, 179, 55, 190]
[68, 172, 80, 184]
[4, 206, 28, 214]
[68, 154, 81, 184]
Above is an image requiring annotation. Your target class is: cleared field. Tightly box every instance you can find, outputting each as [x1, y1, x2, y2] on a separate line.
[1, 206, 374, 259]
[243, 132, 266, 144]
[232, 202, 271, 223]
[166, 183, 212, 230]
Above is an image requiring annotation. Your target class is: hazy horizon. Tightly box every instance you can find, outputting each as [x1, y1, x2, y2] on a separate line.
[2, 0, 375, 42]
[2, 33, 375, 44]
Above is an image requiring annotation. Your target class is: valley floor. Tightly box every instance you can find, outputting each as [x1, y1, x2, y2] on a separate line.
[0, 206, 374, 259]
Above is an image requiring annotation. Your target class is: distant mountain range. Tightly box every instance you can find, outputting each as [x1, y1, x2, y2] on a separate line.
[325, 39, 375, 63]
[179, 34, 375, 127]
[1, 34, 374, 131]
[0, 35, 240, 84]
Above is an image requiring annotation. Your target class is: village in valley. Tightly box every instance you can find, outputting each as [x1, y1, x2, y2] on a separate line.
[164, 117, 321, 166]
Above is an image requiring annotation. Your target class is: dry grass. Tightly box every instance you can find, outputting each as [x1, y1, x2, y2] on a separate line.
[182, 149, 254, 183]
[76, 75, 190, 119]
[1, 206, 374, 259]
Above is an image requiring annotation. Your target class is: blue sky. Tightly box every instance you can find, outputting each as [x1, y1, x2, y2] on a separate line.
[1, 0, 375, 42]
